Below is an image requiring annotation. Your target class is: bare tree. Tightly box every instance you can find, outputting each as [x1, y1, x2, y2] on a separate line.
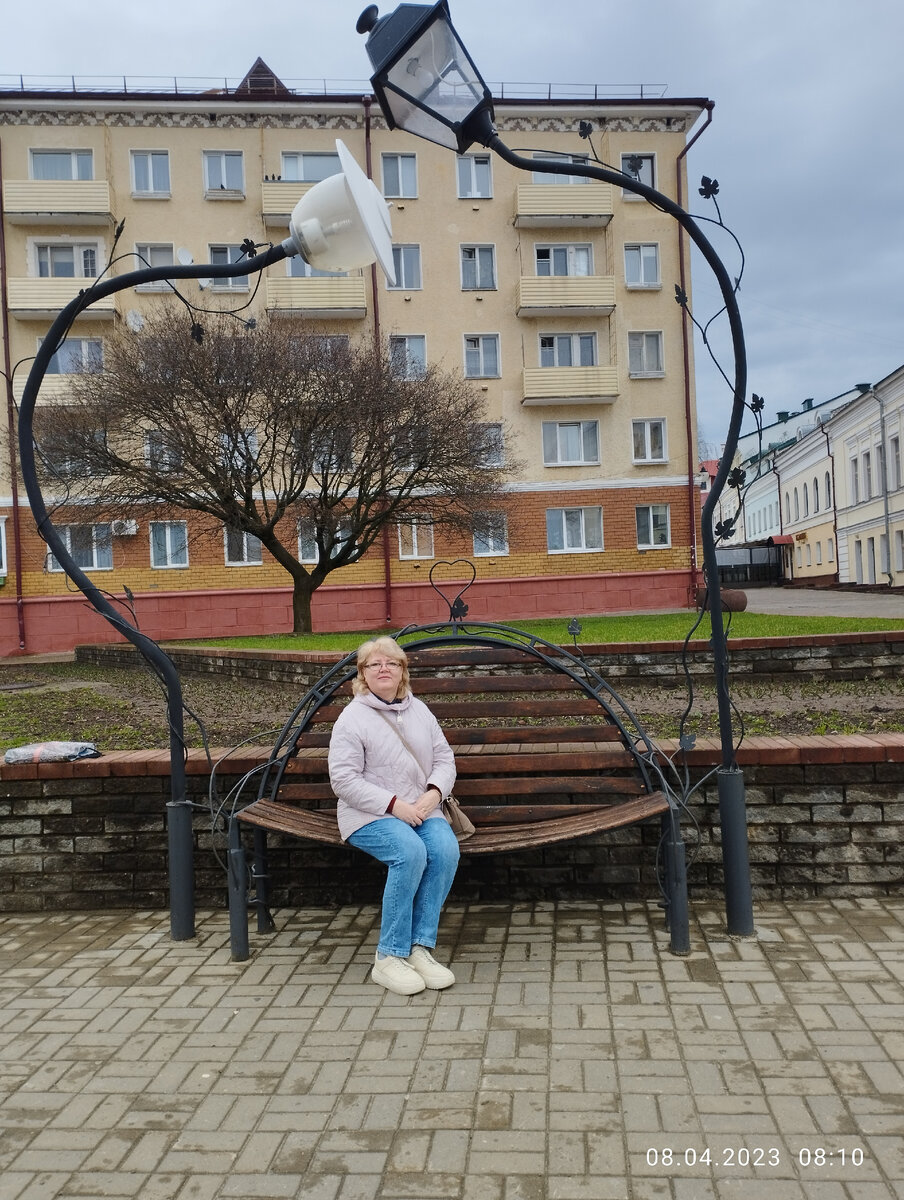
[35, 309, 516, 632]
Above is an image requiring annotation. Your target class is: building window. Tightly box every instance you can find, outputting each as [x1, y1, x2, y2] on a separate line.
[209, 245, 249, 290]
[457, 153, 492, 198]
[131, 150, 170, 195]
[621, 153, 655, 190]
[389, 335, 427, 380]
[784, 493, 790, 523]
[636, 504, 670, 549]
[535, 244, 592, 277]
[224, 527, 262, 566]
[36, 241, 99, 279]
[803, 482, 809, 517]
[298, 518, 353, 564]
[464, 334, 500, 379]
[49, 524, 112, 572]
[399, 517, 434, 559]
[828, 537, 835, 563]
[461, 245, 496, 290]
[813, 477, 820, 512]
[624, 243, 660, 287]
[793, 489, 800, 521]
[542, 420, 599, 466]
[632, 418, 667, 463]
[203, 150, 244, 194]
[546, 506, 603, 552]
[805, 543, 812, 567]
[532, 152, 589, 185]
[382, 153, 417, 198]
[895, 530, 904, 572]
[31, 149, 92, 181]
[628, 331, 664, 377]
[288, 256, 346, 279]
[281, 152, 340, 181]
[145, 430, 182, 474]
[473, 511, 508, 557]
[389, 244, 422, 289]
[135, 243, 175, 289]
[46, 337, 102, 374]
[862, 451, 872, 500]
[150, 521, 188, 569]
[796, 546, 803, 570]
[478, 422, 504, 466]
[816, 542, 823, 566]
[825, 471, 832, 507]
[850, 457, 860, 504]
[540, 333, 596, 368]
[890, 437, 901, 490]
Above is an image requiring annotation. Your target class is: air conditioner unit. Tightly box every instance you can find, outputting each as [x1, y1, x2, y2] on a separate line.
[111, 519, 139, 537]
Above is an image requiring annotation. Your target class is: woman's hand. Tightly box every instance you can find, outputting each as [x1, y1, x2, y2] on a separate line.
[413, 789, 442, 819]
[393, 800, 423, 826]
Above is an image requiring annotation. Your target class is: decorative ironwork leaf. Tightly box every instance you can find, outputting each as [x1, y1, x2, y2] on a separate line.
[674, 284, 689, 308]
[714, 517, 736, 540]
[728, 467, 746, 490]
[699, 175, 720, 199]
[679, 733, 696, 751]
[749, 393, 765, 413]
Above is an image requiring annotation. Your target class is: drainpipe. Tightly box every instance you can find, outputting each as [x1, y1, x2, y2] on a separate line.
[821, 421, 839, 583]
[875, 390, 894, 586]
[676, 101, 714, 604]
[362, 94, 393, 624]
[0, 136, 27, 649]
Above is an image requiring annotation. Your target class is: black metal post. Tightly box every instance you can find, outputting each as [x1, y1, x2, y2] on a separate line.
[485, 134, 755, 937]
[17, 243, 290, 941]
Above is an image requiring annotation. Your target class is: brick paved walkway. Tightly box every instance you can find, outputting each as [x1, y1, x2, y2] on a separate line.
[0, 899, 902, 1200]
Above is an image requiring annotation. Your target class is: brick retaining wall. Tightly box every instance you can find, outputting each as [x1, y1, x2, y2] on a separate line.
[76, 629, 904, 688]
[2, 737, 902, 913]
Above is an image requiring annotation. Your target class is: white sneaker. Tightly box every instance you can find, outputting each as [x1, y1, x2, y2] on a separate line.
[406, 945, 455, 990]
[371, 953, 426, 996]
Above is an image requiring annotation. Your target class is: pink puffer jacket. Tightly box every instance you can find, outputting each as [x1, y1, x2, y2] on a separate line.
[328, 688, 457, 841]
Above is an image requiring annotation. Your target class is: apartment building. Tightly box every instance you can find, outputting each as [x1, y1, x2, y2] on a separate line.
[0, 64, 710, 654]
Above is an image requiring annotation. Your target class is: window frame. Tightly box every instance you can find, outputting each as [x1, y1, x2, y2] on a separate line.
[539, 332, 597, 368]
[44, 336, 103, 375]
[203, 149, 245, 196]
[135, 242, 175, 290]
[381, 152, 418, 198]
[224, 526, 263, 567]
[535, 243, 592, 277]
[542, 419, 600, 467]
[150, 520, 188, 569]
[209, 244, 250, 291]
[635, 503, 671, 550]
[281, 151, 341, 182]
[627, 330, 664, 378]
[35, 239, 101, 280]
[388, 244, 422, 290]
[624, 242, 661, 288]
[388, 335, 427, 380]
[398, 516, 435, 560]
[632, 418, 667, 464]
[463, 334, 500, 379]
[48, 523, 113, 572]
[30, 148, 93, 181]
[145, 429, 182, 475]
[531, 152, 590, 185]
[457, 153, 492, 198]
[130, 149, 171, 197]
[546, 506, 604, 553]
[621, 152, 656, 195]
[473, 511, 509, 557]
[460, 244, 496, 290]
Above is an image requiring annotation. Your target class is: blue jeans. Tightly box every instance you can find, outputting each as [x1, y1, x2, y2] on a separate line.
[348, 815, 460, 958]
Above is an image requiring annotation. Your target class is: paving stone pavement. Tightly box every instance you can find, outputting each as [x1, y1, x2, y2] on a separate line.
[1, 898, 903, 1200]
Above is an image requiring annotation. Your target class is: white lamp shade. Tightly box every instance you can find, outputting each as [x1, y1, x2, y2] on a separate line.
[288, 139, 395, 284]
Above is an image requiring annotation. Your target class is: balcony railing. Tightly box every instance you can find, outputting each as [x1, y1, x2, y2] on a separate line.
[514, 183, 613, 228]
[261, 181, 311, 227]
[517, 275, 615, 316]
[522, 365, 619, 405]
[7, 278, 116, 320]
[266, 276, 367, 319]
[3, 180, 113, 225]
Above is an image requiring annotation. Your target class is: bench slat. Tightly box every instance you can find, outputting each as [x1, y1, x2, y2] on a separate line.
[236, 791, 670, 852]
[275, 774, 644, 802]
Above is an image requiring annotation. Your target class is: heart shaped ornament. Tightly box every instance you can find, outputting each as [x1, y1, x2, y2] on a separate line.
[428, 559, 477, 622]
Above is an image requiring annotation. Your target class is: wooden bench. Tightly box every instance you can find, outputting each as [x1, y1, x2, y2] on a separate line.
[225, 623, 690, 959]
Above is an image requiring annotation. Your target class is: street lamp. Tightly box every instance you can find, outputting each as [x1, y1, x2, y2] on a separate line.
[358, 1, 755, 938]
[16, 141, 394, 942]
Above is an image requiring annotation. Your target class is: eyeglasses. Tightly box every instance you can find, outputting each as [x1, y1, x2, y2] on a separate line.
[363, 660, 402, 671]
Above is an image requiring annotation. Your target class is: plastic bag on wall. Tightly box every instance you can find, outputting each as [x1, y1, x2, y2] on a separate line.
[4, 741, 101, 764]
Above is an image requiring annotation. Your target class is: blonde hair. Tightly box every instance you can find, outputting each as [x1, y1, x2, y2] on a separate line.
[352, 636, 410, 698]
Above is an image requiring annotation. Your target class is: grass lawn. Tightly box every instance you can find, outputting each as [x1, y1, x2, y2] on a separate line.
[173, 610, 904, 653]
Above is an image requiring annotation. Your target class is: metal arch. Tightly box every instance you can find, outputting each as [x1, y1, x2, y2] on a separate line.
[225, 619, 682, 819]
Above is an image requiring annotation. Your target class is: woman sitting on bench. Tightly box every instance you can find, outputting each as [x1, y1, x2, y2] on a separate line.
[328, 637, 459, 996]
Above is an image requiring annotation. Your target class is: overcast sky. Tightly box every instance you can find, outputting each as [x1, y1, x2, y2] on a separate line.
[3, 0, 902, 447]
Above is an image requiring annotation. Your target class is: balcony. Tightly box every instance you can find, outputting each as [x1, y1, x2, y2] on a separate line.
[266, 276, 367, 319]
[3, 180, 113, 226]
[7, 278, 116, 321]
[522, 366, 619, 406]
[260, 181, 311, 228]
[517, 275, 615, 317]
[514, 183, 613, 228]
[12, 373, 87, 406]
